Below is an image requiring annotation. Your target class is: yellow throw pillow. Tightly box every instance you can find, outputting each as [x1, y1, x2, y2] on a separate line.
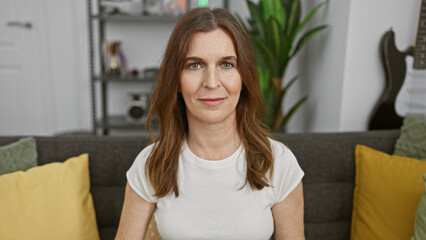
[0, 154, 100, 240]
[351, 145, 426, 240]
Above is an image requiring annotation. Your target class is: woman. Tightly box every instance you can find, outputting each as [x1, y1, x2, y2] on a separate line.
[116, 7, 305, 240]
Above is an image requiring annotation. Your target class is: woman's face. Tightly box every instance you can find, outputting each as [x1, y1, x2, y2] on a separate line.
[180, 29, 242, 126]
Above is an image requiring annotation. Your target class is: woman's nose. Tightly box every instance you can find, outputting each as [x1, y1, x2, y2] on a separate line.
[202, 67, 221, 88]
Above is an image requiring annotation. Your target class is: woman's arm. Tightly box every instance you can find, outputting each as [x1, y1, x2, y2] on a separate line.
[115, 183, 157, 240]
[271, 181, 305, 240]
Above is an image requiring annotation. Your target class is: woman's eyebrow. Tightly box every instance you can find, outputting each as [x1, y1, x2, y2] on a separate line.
[185, 57, 203, 62]
[184, 56, 237, 62]
[222, 56, 237, 61]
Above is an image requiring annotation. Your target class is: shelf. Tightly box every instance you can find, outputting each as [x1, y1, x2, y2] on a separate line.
[96, 115, 146, 129]
[93, 75, 156, 83]
[90, 14, 181, 23]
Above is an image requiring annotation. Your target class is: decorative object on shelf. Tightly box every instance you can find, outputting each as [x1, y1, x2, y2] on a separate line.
[126, 93, 149, 122]
[188, 0, 226, 10]
[145, 0, 186, 16]
[198, 0, 208, 8]
[237, 0, 328, 132]
[105, 41, 127, 76]
[143, 67, 159, 79]
[129, 68, 139, 77]
[144, 0, 162, 15]
[124, 67, 159, 79]
[101, 0, 143, 15]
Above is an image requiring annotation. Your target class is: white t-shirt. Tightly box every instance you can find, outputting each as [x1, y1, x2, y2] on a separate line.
[126, 137, 304, 240]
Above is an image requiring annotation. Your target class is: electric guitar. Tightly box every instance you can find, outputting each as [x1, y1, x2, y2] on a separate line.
[369, 0, 426, 130]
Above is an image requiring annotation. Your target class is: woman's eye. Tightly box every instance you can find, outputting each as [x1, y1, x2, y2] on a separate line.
[188, 63, 202, 70]
[221, 62, 234, 69]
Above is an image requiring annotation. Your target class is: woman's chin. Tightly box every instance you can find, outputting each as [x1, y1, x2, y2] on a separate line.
[187, 112, 237, 127]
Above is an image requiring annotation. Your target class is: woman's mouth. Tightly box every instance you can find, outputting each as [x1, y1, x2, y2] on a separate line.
[199, 98, 225, 106]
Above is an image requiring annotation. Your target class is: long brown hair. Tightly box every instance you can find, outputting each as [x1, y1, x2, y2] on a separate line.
[146, 8, 273, 198]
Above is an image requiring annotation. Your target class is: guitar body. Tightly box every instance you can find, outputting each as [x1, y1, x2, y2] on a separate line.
[395, 58, 426, 116]
[368, 30, 414, 130]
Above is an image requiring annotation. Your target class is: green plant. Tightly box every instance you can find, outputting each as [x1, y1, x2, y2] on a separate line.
[237, 0, 328, 132]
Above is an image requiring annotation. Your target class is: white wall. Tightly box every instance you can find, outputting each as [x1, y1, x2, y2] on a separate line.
[3, 0, 420, 135]
[285, 0, 351, 133]
[44, 0, 92, 134]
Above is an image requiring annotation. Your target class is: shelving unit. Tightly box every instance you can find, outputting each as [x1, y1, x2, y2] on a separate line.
[87, 0, 183, 135]
[92, 75, 157, 83]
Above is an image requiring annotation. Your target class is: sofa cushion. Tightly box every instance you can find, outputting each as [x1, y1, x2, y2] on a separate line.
[394, 115, 426, 160]
[351, 145, 426, 240]
[0, 137, 37, 175]
[0, 153, 99, 240]
[32, 136, 151, 239]
[411, 173, 426, 240]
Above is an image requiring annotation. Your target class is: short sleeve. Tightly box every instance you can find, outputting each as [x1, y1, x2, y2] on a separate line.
[270, 139, 304, 204]
[126, 144, 158, 203]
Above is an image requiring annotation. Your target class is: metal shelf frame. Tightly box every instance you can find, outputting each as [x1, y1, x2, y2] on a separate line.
[90, 14, 182, 22]
[96, 115, 146, 129]
[93, 75, 157, 83]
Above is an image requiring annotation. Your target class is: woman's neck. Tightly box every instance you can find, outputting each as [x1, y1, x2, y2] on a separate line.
[186, 115, 241, 161]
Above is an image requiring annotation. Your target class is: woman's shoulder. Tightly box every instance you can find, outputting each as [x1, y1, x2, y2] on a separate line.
[133, 142, 156, 164]
[267, 137, 304, 203]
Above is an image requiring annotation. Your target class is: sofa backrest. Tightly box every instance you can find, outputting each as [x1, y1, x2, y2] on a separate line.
[0, 130, 400, 240]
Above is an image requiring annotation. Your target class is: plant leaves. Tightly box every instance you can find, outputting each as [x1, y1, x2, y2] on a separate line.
[292, 25, 327, 56]
[276, 29, 289, 76]
[289, 0, 328, 47]
[247, 0, 265, 40]
[286, 0, 300, 37]
[263, 87, 277, 127]
[281, 75, 299, 95]
[280, 95, 308, 131]
[262, 0, 286, 27]
[250, 36, 268, 67]
[241, 0, 328, 131]
[257, 65, 271, 96]
[264, 17, 282, 55]
[273, 75, 299, 128]
[249, 36, 276, 75]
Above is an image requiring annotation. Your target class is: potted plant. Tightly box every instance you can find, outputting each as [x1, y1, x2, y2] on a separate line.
[237, 0, 328, 132]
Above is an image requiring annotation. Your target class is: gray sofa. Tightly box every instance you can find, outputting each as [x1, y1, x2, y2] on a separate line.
[0, 129, 400, 240]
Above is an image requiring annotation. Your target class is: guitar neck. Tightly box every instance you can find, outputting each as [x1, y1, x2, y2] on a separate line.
[414, 0, 426, 69]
